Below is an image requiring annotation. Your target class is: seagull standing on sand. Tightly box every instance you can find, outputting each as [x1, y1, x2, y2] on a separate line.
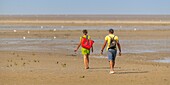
[134, 28, 137, 31]
[28, 31, 30, 34]
[41, 26, 43, 29]
[13, 30, 17, 32]
[23, 36, 26, 39]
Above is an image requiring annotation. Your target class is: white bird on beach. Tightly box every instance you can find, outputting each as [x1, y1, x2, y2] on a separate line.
[41, 26, 43, 29]
[54, 36, 56, 39]
[13, 30, 17, 32]
[27, 31, 30, 34]
[23, 36, 26, 39]
[53, 29, 56, 31]
[134, 28, 137, 31]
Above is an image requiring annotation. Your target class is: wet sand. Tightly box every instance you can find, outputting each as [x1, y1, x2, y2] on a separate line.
[0, 29, 170, 85]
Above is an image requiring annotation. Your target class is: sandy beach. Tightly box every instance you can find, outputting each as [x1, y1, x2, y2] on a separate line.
[0, 15, 169, 85]
[0, 27, 170, 85]
[1, 0, 170, 83]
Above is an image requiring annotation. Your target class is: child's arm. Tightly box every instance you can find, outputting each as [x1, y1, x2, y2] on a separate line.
[74, 40, 81, 52]
[91, 46, 93, 53]
[117, 42, 121, 56]
[101, 40, 107, 55]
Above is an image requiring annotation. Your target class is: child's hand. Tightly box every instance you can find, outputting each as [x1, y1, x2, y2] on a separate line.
[74, 49, 77, 52]
[101, 50, 103, 55]
[119, 52, 121, 56]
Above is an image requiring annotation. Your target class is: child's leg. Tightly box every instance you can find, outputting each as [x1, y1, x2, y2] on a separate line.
[84, 54, 89, 69]
[109, 60, 115, 71]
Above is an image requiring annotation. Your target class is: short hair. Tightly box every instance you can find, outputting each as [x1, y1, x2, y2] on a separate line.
[109, 29, 114, 33]
[82, 29, 88, 34]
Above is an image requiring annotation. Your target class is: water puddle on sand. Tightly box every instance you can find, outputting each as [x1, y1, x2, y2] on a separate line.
[152, 58, 170, 63]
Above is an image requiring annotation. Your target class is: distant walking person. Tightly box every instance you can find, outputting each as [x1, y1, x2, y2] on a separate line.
[101, 29, 121, 74]
[74, 29, 94, 69]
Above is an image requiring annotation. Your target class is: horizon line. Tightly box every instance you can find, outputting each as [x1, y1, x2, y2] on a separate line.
[0, 14, 170, 16]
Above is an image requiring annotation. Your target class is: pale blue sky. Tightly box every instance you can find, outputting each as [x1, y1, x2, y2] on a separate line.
[0, 0, 170, 15]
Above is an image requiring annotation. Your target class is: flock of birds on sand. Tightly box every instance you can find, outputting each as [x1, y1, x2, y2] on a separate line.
[13, 26, 66, 40]
[13, 25, 137, 40]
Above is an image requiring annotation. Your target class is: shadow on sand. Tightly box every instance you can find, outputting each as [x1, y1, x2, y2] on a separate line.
[90, 67, 112, 70]
[115, 71, 149, 74]
[90, 67, 121, 70]
[90, 67, 149, 74]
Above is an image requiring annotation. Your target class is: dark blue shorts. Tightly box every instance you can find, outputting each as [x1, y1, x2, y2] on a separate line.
[108, 49, 117, 61]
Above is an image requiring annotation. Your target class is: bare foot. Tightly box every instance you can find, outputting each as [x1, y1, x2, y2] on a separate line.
[85, 67, 89, 69]
[109, 71, 114, 74]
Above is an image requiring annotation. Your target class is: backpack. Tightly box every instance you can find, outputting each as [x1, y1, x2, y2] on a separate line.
[81, 35, 94, 50]
[108, 35, 117, 49]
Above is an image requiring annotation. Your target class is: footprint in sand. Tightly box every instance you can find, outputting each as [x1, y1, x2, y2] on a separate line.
[14, 62, 17, 66]
[80, 76, 85, 78]
[34, 60, 40, 63]
[61, 63, 66, 67]
[21, 58, 24, 60]
[34, 60, 37, 62]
